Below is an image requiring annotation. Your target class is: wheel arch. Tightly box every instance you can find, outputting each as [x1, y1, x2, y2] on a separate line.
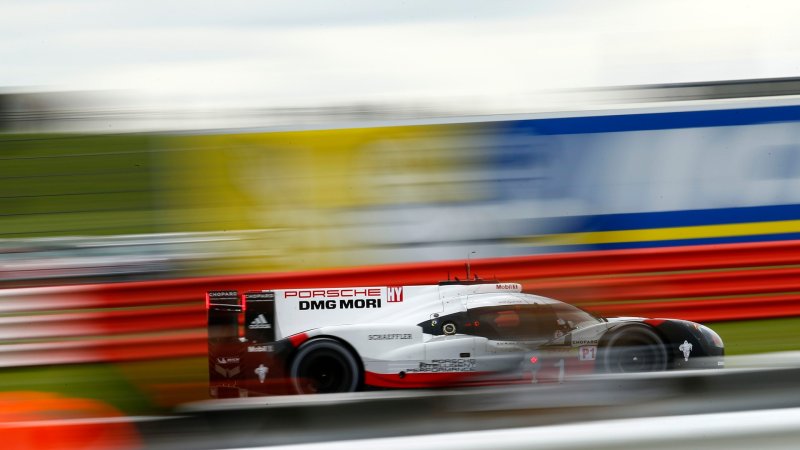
[288, 335, 365, 387]
[600, 322, 668, 347]
[597, 322, 673, 372]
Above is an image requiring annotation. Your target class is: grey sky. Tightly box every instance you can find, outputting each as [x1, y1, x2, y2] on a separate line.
[3, 0, 799, 109]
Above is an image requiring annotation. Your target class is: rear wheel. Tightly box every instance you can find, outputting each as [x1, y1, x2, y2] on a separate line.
[600, 326, 668, 373]
[289, 338, 361, 394]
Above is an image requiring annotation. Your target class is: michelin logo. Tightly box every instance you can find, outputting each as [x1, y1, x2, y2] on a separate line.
[255, 364, 269, 383]
[679, 340, 693, 361]
[249, 314, 272, 329]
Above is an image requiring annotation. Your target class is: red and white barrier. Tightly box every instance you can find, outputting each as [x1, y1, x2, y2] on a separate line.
[2, 239, 800, 367]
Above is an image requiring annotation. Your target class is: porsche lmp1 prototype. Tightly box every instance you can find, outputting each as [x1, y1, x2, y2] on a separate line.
[206, 280, 724, 397]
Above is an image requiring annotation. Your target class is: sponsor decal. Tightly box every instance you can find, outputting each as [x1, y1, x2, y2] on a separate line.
[387, 286, 404, 302]
[248, 345, 273, 352]
[249, 314, 272, 329]
[255, 364, 269, 383]
[298, 298, 381, 310]
[571, 339, 599, 346]
[579, 346, 597, 361]
[207, 290, 239, 307]
[245, 291, 275, 301]
[216, 357, 240, 364]
[407, 359, 477, 373]
[214, 365, 241, 378]
[285, 288, 382, 299]
[208, 290, 238, 298]
[496, 299, 526, 305]
[679, 340, 693, 361]
[540, 348, 580, 358]
[491, 341, 526, 347]
[495, 283, 520, 290]
[368, 333, 412, 340]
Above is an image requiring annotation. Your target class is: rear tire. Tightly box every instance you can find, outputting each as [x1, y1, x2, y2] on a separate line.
[599, 326, 668, 373]
[290, 338, 361, 394]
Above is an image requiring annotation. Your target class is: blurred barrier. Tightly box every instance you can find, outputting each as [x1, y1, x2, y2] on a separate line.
[153, 361, 800, 449]
[0, 333, 206, 368]
[220, 408, 800, 450]
[2, 239, 800, 367]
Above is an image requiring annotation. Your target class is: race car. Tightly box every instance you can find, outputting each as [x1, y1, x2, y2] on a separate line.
[206, 279, 724, 397]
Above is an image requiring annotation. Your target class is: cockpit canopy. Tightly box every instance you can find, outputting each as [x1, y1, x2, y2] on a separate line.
[419, 300, 601, 341]
[466, 303, 601, 340]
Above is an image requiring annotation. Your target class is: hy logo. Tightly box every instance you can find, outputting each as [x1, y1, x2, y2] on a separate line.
[679, 340, 693, 361]
[255, 364, 269, 383]
[387, 286, 404, 303]
[249, 314, 272, 329]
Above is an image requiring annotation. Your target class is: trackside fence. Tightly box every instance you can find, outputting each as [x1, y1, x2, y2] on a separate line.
[2, 239, 800, 367]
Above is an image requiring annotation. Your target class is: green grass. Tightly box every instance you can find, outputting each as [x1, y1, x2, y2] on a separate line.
[0, 362, 155, 414]
[0, 133, 162, 237]
[0, 357, 207, 415]
[708, 316, 800, 356]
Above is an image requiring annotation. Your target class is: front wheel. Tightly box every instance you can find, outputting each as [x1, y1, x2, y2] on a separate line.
[289, 338, 362, 394]
[599, 326, 668, 373]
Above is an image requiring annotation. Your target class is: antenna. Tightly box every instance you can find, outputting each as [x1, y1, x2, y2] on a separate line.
[466, 251, 476, 280]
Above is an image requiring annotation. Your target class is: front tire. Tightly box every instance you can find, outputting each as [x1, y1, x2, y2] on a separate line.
[289, 338, 361, 394]
[599, 326, 668, 373]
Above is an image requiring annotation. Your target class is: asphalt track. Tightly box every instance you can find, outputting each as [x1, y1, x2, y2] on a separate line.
[234, 407, 800, 450]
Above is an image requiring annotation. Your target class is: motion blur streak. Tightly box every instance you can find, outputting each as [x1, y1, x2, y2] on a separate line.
[0, 392, 140, 450]
[230, 407, 800, 450]
[163, 358, 800, 449]
[4, 84, 800, 279]
[0, 239, 795, 370]
[3, 79, 800, 444]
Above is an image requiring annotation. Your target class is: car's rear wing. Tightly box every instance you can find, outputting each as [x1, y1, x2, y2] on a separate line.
[206, 290, 240, 342]
[206, 290, 281, 397]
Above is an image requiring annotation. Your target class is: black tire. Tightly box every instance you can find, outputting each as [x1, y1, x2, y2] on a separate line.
[289, 338, 361, 394]
[599, 326, 668, 373]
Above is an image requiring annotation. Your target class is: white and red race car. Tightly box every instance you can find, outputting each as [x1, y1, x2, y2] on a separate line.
[207, 280, 724, 397]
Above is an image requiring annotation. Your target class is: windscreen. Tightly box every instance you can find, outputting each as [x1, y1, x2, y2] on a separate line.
[466, 303, 601, 341]
[550, 302, 603, 331]
[467, 305, 557, 341]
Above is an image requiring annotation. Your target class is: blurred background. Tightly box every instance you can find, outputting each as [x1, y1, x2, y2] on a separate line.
[3, 0, 800, 448]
